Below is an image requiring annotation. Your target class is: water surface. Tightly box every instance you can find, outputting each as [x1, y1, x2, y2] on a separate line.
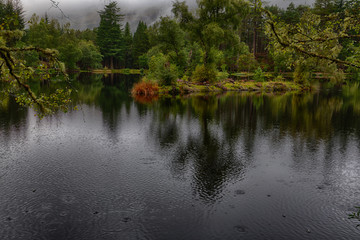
[1, 74, 360, 239]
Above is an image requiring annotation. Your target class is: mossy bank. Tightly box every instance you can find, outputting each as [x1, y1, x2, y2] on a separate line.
[155, 79, 308, 96]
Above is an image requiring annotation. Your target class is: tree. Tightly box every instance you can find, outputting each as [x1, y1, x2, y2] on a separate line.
[0, 1, 73, 117]
[132, 21, 150, 68]
[77, 40, 103, 70]
[26, 15, 91, 70]
[157, 17, 187, 72]
[96, 1, 124, 69]
[264, 4, 360, 84]
[0, 0, 24, 30]
[27, 14, 61, 50]
[57, 23, 83, 70]
[172, 0, 249, 80]
[178, 0, 250, 73]
[282, 3, 309, 24]
[0, 28, 71, 116]
[313, 0, 337, 16]
[123, 22, 133, 68]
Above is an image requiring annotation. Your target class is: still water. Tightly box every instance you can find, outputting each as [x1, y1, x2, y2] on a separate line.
[1, 74, 360, 240]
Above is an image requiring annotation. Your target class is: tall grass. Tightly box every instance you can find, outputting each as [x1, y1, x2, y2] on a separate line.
[131, 81, 159, 96]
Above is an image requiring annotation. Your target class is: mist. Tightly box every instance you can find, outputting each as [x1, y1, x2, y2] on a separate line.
[22, 0, 314, 30]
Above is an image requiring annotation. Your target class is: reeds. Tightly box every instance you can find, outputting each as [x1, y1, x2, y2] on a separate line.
[131, 81, 159, 96]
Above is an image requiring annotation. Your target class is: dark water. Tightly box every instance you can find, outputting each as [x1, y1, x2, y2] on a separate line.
[1, 74, 360, 240]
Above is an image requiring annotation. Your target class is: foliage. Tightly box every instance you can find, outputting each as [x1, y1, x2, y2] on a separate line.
[172, 0, 250, 78]
[26, 14, 103, 70]
[133, 21, 150, 68]
[264, 4, 360, 84]
[147, 53, 179, 86]
[123, 22, 133, 68]
[27, 14, 61, 49]
[131, 79, 159, 96]
[0, 28, 72, 117]
[184, 42, 203, 76]
[192, 64, 217, 83]
[58, 24, 83, 70]
[96, 1, 124, 69]
[217, 71, 229, 81]
[0, 0, 24, 31]
[293, 62, 312, 85]
[238, 52, 258, 72]
[253, 67, 265, 82]
[273, 74, 285, 81]
[77, 40, 103, 69]
[157, 17, 187, 74]
[138, 54, 149, 69]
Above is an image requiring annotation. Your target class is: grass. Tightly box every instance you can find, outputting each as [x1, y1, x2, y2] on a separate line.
[131, 81, 159, 97]
[92, 69, 141, 74]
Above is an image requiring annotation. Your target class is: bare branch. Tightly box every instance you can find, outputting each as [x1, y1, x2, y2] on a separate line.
[49, 0, 70, 20]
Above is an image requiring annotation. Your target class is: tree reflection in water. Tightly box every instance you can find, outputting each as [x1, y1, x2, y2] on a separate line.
[2, 76, 360, 237]
[2, 75, 360, 205]
[139, 88, 360, 202]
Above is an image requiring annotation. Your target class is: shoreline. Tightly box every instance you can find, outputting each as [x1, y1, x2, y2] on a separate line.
[156, 79, 309, 96]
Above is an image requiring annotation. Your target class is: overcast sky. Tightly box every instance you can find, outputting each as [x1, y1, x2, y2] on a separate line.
[21, 0, 315, 29]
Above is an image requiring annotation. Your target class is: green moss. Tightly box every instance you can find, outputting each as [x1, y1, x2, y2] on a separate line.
[156, 79, 304, 95]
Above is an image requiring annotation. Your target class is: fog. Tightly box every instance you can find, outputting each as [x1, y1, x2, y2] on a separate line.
[22, 0, 314, 30]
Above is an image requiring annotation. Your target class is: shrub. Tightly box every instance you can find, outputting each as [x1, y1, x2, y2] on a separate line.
[138, 54, 149, 69]
[131, 78, 159, 96]
[238, 53, 259, 72]
[273, 75, 285, 82]
[217, 71, 229, 81]
[253, 67, 265, 82]
[293, 64, 311, 85]
[148, 53, 178, 86]
[192, 64, 217, 83]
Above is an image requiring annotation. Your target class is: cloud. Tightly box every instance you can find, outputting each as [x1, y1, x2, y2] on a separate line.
[22, 0, 314, 30]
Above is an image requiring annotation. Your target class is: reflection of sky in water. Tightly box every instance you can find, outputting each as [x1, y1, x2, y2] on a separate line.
[1, 79, 360, 239]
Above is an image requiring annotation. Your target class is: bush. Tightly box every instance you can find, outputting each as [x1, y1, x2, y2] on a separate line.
[293, 64, 311, 85]
[238, 53, 259, 72]
[217, 71, 229, 81]
[147, 53, 178, 86]
[138, 54, 149, 69]
[192, 64, 217, 83]
[77, 40, 103, 69]
[131, 78, 159, 96]
[273, 75, 285, 82]
[253, 67, 265, 82]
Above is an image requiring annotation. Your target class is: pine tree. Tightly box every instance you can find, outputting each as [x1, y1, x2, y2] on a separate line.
[0, 0, 24, 30]
[132, 21, 150, 68]
[123, 22, 133, 68]
[96, 1, 124, 69]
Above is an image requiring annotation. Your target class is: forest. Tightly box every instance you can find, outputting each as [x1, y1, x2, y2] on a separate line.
[0, 0, 360, 114]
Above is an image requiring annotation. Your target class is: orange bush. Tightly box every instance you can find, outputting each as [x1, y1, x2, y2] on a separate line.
[131, 81, 159, 96]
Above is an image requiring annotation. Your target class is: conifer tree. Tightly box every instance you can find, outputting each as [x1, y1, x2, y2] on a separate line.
[96, 1, 124, 69]
[123, 22, 133, 68]
[0, 0, 24, 30]
[132, 21, 150, 68]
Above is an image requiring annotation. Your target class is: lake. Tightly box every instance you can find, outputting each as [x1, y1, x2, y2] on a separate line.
[1, 73, 360, 240]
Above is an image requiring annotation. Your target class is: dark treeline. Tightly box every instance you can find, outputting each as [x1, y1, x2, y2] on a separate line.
[1, 0, 360, 85]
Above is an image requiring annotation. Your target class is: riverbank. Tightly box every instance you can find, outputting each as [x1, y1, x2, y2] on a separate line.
[132, 79, 309, 97]
[91, 69, 141, 74]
